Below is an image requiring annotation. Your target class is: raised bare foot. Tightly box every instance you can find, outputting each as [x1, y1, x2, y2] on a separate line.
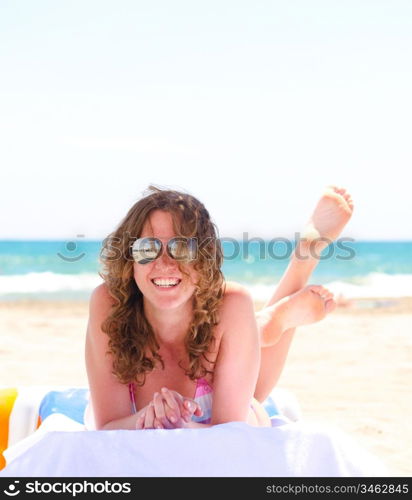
[283, 284, 336, 329]
[258, 285, 336, 346]
[301, 185, 354, 247]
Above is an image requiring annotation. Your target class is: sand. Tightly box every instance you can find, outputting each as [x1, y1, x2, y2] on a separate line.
[1, 297, 411, 476]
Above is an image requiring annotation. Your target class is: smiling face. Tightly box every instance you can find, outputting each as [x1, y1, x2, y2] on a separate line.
[133, 210, 198, 311]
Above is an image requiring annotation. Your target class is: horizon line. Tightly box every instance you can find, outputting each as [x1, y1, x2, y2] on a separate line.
[1, 238, 412, 243]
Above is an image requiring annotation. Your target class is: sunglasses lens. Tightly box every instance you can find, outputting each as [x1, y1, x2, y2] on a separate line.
[132, 238, 162, 264]
[168, 238, 197, 261]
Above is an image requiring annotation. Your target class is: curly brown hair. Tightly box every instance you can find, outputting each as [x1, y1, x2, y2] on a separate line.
[99, 185, 225, 386]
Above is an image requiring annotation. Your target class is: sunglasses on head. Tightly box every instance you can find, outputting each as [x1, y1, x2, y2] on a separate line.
[131, 237, 197, 264]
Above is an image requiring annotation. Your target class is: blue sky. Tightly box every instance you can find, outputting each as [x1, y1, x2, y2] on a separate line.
[1, 0, 411, 240]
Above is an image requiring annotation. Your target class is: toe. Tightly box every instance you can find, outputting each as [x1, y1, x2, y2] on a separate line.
[325, 298, 337, 313]
[325, 185, 341, 196]
[308, 285, 323, 295]
[309, 285, 332, 301]
[343, 193, 354, 204]
[332, 186, 347, 196]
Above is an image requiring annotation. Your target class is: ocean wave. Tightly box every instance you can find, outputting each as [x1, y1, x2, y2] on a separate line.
[244, 273, 412, 302]
[1, 271, 412, 301]
[0, 272, 102, 297]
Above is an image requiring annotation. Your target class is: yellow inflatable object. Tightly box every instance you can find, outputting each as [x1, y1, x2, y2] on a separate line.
[0, 386, 60, 470]
[0, 388, 18, 470]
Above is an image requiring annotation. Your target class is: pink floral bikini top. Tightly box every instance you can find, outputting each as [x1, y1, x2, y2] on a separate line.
[128, 377, 213, 424]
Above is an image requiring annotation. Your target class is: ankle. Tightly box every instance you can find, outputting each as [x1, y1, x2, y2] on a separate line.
[294, 239, 329, 262]
[257, 302, 285, 347]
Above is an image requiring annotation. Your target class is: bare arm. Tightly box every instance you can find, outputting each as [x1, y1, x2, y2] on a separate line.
[210, 285, 260, 425]
[85, 283, 138, 430]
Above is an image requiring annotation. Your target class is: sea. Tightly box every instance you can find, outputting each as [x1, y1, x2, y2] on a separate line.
[0, 240, 411, 302]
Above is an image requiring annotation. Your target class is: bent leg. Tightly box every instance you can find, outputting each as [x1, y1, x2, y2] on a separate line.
[254, 186, 354, 402]
[254, 243, 320, 402]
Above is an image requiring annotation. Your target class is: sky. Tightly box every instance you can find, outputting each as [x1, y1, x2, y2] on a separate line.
[1, 0, 411, 241]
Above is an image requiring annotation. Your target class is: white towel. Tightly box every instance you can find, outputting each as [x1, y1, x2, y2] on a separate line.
[1, 415, 386, 477]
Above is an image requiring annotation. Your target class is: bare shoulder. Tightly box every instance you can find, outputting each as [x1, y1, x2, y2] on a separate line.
[85, 283, 131, 429]
[86, 282, 117, 344]
[219, 281, 255, 325]
[89, 282, 117, 317]
[224, 280, 249, 294]
[223, 280, 254, 302]
[90, 282, 115, 306]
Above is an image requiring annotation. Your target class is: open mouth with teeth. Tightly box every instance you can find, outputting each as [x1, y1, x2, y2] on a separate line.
[151, 278, 182, 288]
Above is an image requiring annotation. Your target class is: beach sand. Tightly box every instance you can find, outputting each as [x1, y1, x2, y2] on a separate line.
[1, 297, 411, 476]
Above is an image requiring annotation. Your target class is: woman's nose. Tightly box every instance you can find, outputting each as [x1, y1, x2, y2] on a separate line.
[154, 247, 177, 270]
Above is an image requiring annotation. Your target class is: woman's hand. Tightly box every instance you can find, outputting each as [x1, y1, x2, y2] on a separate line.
[135, 387, 203, 429]
[158, 387, 203, 428]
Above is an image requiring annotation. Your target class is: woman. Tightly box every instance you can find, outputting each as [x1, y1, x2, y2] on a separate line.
[85, 185, 353, 430]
